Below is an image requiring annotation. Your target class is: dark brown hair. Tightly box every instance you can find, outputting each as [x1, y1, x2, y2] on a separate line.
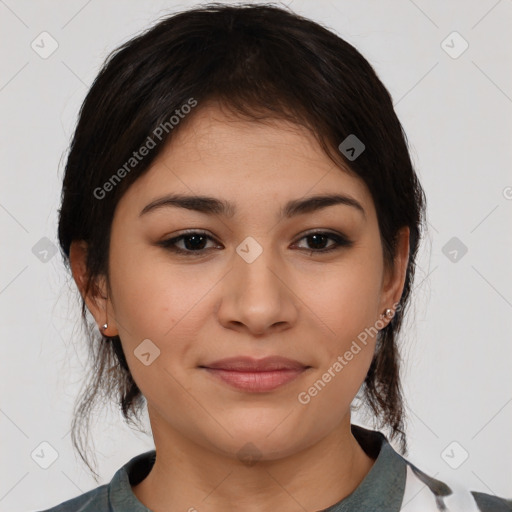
[57, 2, 426, 479]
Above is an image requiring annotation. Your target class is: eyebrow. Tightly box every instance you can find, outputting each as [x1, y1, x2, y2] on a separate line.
[139, 193, 366, 219]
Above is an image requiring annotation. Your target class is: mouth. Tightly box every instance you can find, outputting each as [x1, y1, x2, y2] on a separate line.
[198, 356, 311, 392]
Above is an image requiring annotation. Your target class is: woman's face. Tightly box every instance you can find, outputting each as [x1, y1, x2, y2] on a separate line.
[96, 103, 408, 460]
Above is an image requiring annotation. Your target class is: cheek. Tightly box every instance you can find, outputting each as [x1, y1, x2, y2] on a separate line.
[294, 261, 383, 430]
[107, 249, 208, 399]
[299, 249, 384, 399]
[309, 255, 384, 345]
[109, 241, 203, 338]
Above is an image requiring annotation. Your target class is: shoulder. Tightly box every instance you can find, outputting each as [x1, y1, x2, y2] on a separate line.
[35, 450, 156, 512]
[36, 484, 109, 511]
[350, 425, 511, 511]
[400, 459, 512, 511]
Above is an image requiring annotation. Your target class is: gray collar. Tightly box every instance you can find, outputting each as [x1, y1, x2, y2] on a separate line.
[322, 424, 407, 512]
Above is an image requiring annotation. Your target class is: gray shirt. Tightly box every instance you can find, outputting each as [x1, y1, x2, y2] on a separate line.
[37, 424, 511, 512]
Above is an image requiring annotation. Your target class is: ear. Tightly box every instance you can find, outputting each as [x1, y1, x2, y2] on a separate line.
[379, 227, 410, 317]
[69, 240, 118, 337]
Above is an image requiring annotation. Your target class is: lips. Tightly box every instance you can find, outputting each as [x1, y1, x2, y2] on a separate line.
[199, 355, 309, 372]
[199, 356, 311, 392]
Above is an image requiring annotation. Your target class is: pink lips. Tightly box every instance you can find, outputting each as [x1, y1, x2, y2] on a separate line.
[200, 356, 310, 392]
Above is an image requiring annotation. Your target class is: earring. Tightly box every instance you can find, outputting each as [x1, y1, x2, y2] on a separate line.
[383, 308, 394, 318]
[102, 323, 108, 330]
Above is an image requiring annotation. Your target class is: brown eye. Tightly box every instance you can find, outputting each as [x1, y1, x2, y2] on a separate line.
[157, 231, 220, 255]
[294, 231, 353, 254]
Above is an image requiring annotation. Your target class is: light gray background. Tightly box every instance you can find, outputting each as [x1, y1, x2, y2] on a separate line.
[1, 1, 511, 510]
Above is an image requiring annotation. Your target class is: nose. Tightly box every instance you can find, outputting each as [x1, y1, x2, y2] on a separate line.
[215, 242, 298, 336]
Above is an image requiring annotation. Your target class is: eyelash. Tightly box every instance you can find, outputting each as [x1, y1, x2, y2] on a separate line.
[157, 230, 353, 256]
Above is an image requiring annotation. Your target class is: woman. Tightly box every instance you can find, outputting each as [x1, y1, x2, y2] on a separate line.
[40, 3, 511, 511]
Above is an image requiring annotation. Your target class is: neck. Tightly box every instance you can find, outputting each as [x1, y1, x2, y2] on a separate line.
[132, 412, 375, 512]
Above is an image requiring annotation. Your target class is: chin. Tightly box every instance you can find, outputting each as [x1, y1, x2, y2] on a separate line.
[205, 417, 316, 462]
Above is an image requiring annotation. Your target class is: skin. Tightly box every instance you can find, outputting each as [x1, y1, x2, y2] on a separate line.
[70, 102, 410, 512]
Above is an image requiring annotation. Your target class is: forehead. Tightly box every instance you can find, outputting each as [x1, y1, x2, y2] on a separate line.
[166, 102, 344, 175]
[116, 102, 375, 219]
